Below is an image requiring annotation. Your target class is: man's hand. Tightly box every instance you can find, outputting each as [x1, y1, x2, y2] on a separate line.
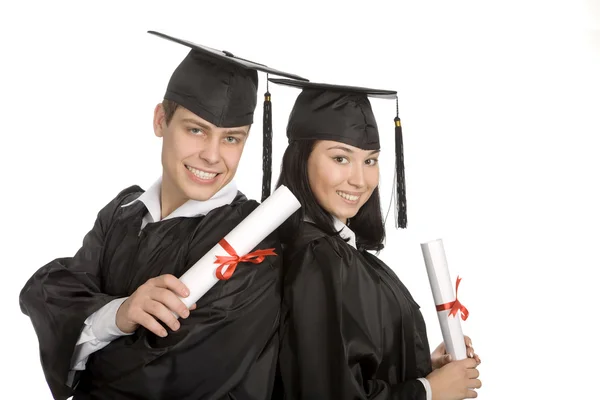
[116, 274, 197, 337]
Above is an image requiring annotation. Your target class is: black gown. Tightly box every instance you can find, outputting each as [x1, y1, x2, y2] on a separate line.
[19, 185, 282, 400]
[275, 222, 432, 399]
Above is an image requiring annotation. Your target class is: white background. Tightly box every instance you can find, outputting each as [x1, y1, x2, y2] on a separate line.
[2, 1, 599, 399]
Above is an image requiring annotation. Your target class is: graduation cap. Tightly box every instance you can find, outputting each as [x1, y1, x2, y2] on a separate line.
[148, 31, 308, 201]
[268, 78, 408, 229]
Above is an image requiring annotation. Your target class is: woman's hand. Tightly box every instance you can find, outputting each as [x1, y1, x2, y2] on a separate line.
[431, 335, 481, 369]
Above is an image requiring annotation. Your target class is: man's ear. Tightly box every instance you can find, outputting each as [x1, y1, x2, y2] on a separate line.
[153, 103, 166, 138]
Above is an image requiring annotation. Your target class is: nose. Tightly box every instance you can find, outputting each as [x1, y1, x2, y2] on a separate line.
[347, 162, 366, 189]
[198, 135, 220, 165]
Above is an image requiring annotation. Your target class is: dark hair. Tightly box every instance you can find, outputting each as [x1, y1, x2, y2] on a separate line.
[276, 140, 385, 252]
[162, 99, 180, 125]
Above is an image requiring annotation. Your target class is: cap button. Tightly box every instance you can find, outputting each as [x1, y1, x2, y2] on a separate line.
[222, 50, 234, 57]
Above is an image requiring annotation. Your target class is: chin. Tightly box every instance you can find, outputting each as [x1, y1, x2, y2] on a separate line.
[175, 178, 214, 201]
[179, 170, 226, 200]
[341, 205, 361, 219]
[186, 188, 220, 201]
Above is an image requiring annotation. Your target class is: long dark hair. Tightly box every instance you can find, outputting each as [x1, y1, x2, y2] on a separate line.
[276, 140, 385, 252]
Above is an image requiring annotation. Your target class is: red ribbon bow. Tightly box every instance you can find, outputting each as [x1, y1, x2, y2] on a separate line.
[435, 276, 469, 321]
[214, 239, 277, 280]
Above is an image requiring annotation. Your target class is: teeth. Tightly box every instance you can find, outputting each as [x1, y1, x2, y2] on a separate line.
[186, 166, 217, 180]
[337, 191, 359, 201]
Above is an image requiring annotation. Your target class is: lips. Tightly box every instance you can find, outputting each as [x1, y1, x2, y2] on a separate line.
[186, 165, 219, 180]
[336, 190, 360, 202]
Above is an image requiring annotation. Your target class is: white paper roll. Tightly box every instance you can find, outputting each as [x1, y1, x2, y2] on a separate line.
[175, 185, 301, 313]
[421, 239, 468, 361]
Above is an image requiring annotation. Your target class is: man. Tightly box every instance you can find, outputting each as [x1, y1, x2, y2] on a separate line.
[19, 31, 307, 400]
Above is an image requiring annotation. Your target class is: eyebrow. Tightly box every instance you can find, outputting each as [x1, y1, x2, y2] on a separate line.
[327, 145, 380, 155]
[181, 118, 212, 131]
[181, 118, 249, 136]
[223, 128, 249, 136]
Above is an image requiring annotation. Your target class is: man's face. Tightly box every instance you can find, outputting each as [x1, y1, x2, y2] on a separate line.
[154, 104, 250, 202]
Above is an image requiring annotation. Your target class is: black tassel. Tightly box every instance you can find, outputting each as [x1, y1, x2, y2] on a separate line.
[261, 89, 272, 202]
[395, 114, 407, 228]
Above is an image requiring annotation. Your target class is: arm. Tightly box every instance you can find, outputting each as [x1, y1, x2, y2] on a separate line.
[67, 231, 284, 400]
[19, 186, 140, 399]
[279, 239, 428, 400]
[70, 297, 131, 371]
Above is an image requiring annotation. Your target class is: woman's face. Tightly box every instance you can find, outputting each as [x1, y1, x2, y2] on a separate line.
[307, 140, 380, 224]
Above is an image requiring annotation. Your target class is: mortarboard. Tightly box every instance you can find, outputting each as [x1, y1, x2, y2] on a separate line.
[148, 31, 309, 201]
[268, 78, 408, 229]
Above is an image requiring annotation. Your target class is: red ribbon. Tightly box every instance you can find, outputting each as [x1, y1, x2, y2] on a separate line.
[214, 239, 277, 280]
[435, 276, 469, 321]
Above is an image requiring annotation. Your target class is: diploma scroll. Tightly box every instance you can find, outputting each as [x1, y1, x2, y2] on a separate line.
[175, 185, 301, 314]
[420, 239, 468, 361]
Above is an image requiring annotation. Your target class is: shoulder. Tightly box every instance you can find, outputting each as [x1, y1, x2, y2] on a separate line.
[97, 184, 145, 210]
[95, 184, 144, 220]
[187, 192, 282, 260]
[79, 185, 146, 239]
[114, 185, 144, 207]
[283, 222, 352, 278]
[226, 194, 282, 254]
[286, 222, 347, 257]
[203, 191, 259, 226]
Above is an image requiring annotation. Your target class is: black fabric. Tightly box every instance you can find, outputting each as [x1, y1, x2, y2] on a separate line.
[150, 31, 308, 128]
[20, 186, 282, 400]
[274, 222, 432, 399]
[268, 78, 396, 149]
[165, 48, 259, 128]
[262, 91, 273, 201]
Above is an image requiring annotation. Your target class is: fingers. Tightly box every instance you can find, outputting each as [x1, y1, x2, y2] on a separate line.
[151, 287, 191, 320]
[432, 341, 446, 355]
[151, 274, 191, 298]
[125, 275, 197, 338]
[466, 347, 481, 365]
[464, 335, 481, 364]
[144, 299, 181, 332]
[190, 303, 197, 311]
[439, 354, 452, 368]
[459, 357, 478, 368]
[464, 335, 473, 348]
[136, 309, 169, 338]
[468, 378, 482, 389]
[466, 370, 482, 399]
[467, 368, 480, 379]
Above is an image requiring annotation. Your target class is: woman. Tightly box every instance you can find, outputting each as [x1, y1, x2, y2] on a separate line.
[269, 78, 482, 400]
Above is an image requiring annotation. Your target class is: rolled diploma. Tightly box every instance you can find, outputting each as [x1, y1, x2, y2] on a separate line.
[175, 185, 301, 314]
[421, 239, 467, 361]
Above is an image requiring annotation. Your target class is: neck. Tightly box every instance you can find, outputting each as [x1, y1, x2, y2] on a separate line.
[160, 174, 188, 220]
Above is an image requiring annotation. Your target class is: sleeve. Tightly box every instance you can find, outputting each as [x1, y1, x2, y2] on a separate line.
[70, 228, 284, 399]
[70, 297, 132, 371]
[417, 378, 433, 400]
[18, 186, 140, 400]
[278, 239, 428, 400]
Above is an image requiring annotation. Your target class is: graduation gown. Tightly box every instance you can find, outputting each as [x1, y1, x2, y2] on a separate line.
[19, 185, 282, 400]
[275, 222, 432, 399]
